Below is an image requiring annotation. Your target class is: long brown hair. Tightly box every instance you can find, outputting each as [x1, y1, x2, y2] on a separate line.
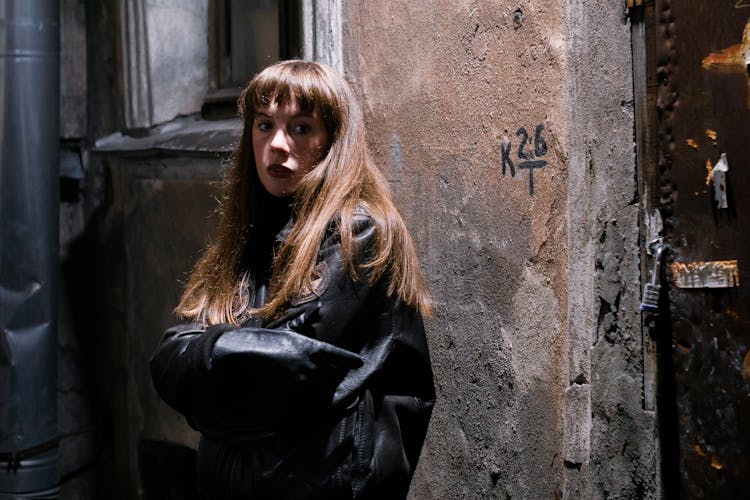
[176, 60, 432, 325]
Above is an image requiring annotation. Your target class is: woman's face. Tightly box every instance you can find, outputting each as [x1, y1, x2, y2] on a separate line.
[251, 99, 330, 198]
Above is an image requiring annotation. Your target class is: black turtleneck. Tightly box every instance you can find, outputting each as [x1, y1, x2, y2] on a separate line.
[247, 189, 294, 286]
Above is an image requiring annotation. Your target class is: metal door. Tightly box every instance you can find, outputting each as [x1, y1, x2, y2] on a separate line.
[637, 1, 750, 497]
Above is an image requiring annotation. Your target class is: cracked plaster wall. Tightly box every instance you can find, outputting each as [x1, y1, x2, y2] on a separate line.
[121, 0, 209, 128]
[344, 1, 568, 498]
[344, 0, 655, 498]
[564, 0, 656, 498]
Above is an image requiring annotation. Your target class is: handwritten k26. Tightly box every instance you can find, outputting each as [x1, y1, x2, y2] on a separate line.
[502, 123, 548, 196]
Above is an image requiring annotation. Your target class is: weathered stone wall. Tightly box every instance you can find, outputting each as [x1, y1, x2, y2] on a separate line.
[63, 154, 223, 500]
[143, 0, 208, 125]
[117, 0, 208, 128]
[343, 0, 655, 498]
[563, 0, 657, 497]
[58, 2, 95, 497]
[343, 1, 568, 497]
[60, 0, 86, 139]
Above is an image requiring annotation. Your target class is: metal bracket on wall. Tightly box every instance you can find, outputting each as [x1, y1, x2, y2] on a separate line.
[640, 238, 669, 314]
[641, 238, 668, 413]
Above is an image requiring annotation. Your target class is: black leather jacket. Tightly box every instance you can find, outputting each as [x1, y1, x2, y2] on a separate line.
[150, 213, 435, 499]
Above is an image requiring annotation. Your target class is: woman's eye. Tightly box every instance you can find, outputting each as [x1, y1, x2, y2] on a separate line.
[256, 121, 272, 132]
[292, 123, 310, 135]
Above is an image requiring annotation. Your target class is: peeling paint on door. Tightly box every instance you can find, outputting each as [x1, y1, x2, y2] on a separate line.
[701, 20, 750, 108]
[712, 153, 730, 208]
[651, 2, 750, 495]
[670, 259, 740, 288]
[706, 128, 718, 144]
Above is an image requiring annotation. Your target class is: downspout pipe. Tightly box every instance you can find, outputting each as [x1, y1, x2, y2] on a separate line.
[0, 0, 60, 497]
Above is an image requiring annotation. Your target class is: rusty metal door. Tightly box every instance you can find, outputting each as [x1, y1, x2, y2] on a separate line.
[636, 0, 750, 497]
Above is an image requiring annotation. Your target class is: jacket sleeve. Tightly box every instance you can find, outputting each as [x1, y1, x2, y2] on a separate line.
[149, 319, 364, 441]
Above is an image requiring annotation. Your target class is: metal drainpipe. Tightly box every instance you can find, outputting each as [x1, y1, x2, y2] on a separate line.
[0, 0, 60, 497]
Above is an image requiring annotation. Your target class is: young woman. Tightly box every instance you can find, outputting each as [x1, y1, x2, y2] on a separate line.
[150, 60, 435, 499]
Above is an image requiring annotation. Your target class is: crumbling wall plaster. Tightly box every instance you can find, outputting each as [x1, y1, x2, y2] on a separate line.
[145, 0, 208, 124]
[344, 0, 656, 497]
[344, 1, 568, 497]
[120, 0, 208, 128]
[564, 0, 656, 497]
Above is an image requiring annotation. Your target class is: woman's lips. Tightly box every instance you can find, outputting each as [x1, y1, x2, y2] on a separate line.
[268, 164, 293, 178]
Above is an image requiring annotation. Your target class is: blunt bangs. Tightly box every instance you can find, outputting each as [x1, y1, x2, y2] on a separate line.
[242, 60, 341, 136]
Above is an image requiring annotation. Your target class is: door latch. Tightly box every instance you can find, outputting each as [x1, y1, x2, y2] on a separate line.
[640, 238, 668, 313]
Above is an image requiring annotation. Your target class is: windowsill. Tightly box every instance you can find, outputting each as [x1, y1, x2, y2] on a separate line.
[202, 87, 243, 120]
[204, 87, 243, 102]
[94, 113, 242, 156]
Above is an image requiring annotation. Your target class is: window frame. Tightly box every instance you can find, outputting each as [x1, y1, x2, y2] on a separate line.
[206, 0, 301, 97]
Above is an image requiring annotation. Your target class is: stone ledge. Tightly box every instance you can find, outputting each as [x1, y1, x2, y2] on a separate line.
[95, 114, 241, 156]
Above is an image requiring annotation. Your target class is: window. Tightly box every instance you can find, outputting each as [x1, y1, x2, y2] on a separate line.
[205, 0, 301, 118]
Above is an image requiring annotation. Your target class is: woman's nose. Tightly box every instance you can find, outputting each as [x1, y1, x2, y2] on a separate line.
[270, 128, 290, 152]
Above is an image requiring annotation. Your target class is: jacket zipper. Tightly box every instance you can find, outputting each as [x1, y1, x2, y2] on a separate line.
[353, 396, 367, 497]
[336, 415, 347, 491]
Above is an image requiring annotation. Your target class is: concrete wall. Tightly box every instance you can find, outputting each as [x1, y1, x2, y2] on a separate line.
[98, 156, 221, 499]
[59, 153, 223, 499]
[120, 0, 208, 128]
[343, 0, 655, 498]
[61, 0, 86, 139]
[144, 0, 208, 124]
[564, 0, 657, 497]
[343, 2, 568, 497]
[58, 2, 94, 497]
